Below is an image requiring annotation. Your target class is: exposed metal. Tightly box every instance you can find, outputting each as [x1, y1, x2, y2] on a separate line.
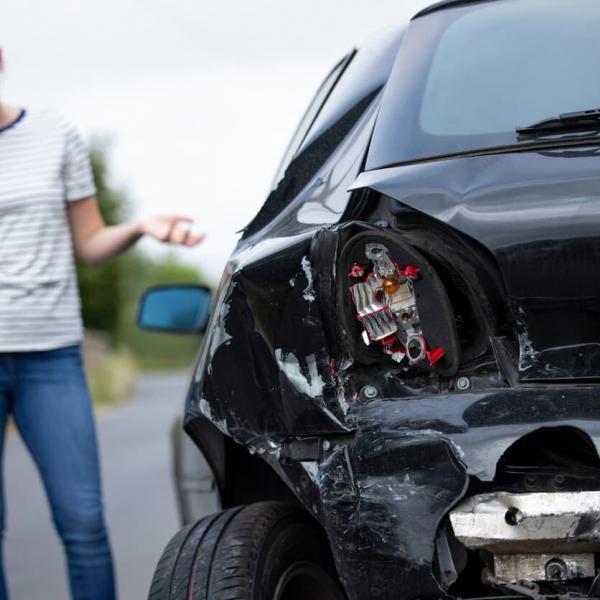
[456, 376, 471, 391]
[494, 553, 595, 583]
[360, 385, 379, 400]
[348, 242, 444, 367]
[450, 491, 600, 553]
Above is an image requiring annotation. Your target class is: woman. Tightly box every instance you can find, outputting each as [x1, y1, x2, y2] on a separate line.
[0, 48, 202, 599]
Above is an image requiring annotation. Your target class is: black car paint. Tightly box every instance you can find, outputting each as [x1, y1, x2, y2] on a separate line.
[181, 4, 600, 600]
[353, 148, 600, 381]
[412, 0, 499, 19]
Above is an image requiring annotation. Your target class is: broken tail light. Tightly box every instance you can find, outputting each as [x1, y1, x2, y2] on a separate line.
[342, 233, 459, 375]
[349, 242, 445, 367]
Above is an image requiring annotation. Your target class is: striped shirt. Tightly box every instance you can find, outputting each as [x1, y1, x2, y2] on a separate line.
[0, 109, 96, 351]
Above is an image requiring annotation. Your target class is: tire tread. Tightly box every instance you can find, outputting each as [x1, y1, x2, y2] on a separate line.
[147, 501, 341, 600]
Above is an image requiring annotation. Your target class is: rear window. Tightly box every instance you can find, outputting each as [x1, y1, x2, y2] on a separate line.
[367, 0, 600, 168]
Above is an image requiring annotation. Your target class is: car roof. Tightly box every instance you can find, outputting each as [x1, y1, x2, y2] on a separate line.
[412, 0, 499, 19]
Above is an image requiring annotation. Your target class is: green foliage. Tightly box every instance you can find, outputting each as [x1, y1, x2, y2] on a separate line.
[77, 139, 208, 369]
[76, 139, 128, 339]
[89, 139, 126, 226]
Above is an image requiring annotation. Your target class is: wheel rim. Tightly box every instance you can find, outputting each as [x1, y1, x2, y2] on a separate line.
[273, 561, 346, 600]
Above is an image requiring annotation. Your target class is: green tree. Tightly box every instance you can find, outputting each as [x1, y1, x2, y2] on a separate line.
[76, 138, 127, 342]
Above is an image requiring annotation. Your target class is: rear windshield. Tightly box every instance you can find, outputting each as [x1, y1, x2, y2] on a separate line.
[367, 0, 600, 168]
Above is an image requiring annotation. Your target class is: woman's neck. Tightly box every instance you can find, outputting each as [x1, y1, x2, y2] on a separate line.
[0, 103, 21, 129]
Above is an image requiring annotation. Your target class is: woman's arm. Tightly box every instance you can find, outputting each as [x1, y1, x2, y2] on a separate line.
[67, 196, 203, 266]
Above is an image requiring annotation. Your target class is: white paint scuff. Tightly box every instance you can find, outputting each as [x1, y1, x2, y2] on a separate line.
[198, 397, 229, 434]
[301, 256, 316, 302]
[274, 349, 325, 398]
[301, 461, 320, 485]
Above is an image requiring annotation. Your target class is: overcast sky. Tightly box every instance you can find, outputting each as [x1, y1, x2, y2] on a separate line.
[1, 0, 430, 282]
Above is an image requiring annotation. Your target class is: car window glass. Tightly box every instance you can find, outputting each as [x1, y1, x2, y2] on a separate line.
[420, 0, 600, 136]
[271, 54, 352, 189]
[298, 27, 404, 154]
[367, 0, 600, 168]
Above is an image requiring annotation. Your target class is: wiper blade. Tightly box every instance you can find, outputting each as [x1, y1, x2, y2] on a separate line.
[517, 108, 600, 137]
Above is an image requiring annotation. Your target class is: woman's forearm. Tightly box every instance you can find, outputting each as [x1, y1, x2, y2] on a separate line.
[68, 197, 203, 266]
[76, 221, 144, 266]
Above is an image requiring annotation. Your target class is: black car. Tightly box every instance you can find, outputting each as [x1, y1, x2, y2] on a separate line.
[139, 1, 600, 598]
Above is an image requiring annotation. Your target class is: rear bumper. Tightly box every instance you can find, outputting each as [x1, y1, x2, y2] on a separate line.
[277, 388, 600, 600]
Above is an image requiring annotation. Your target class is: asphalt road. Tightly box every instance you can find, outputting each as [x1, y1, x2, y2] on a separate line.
[4, 370, 191, 599]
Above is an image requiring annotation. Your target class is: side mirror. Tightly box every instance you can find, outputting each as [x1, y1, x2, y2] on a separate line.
[137, 285, 212, 334]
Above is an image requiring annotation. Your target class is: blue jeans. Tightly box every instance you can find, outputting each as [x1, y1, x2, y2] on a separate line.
[0, 345, 115, 600]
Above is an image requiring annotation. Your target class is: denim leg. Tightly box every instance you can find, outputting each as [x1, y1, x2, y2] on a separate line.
[0, 357, 12, 600]
[12, 346, 115, 600]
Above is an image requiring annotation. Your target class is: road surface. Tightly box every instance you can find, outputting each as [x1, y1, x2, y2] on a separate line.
[4, 370, 190, 599]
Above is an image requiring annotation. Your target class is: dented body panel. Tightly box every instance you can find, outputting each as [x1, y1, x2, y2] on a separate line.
[181, 2, 600, 598]
[353, 150, 600, 382]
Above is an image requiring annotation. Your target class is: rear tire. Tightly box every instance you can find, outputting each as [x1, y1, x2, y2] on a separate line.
[148, 501, 346, 600]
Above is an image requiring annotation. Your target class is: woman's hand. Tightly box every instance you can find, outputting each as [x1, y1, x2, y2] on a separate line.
[69, 198, 204, 267]
[139, 214, 204, 246]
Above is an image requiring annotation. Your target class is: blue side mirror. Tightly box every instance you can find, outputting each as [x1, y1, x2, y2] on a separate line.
[137, 285, 212, 334]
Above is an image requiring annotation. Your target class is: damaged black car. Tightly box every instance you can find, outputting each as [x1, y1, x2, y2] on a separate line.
[140, 0, 600, 598]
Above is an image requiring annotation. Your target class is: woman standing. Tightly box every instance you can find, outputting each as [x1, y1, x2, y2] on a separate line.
[0, 48, 202, 599]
